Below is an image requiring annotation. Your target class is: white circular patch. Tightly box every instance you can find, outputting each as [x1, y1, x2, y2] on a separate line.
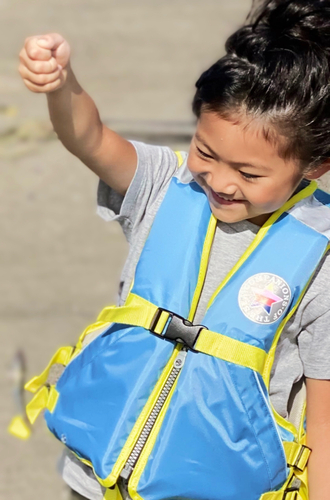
[238, 273, 291, 324]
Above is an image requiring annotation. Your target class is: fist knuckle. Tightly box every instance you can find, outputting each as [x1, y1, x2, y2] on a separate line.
[37, 74, 46, 84]
[29, 47, 40, 59]
[34, 61, 42, 72]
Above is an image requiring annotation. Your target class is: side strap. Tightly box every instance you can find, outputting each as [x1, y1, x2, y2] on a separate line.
[8, 415, 31, 440]
[99, 293, 268, 375]
[26, 385, 59, 424]
[260, 473, 304, 500]
[284, 442, 311, 472]
[260, 441, 310, 500]
[103, 485, 123, 500]
[24, 346, 74, 393]
[260, 491, 303, 500]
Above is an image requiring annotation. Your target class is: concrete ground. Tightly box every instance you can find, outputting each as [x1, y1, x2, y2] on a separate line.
[2, 1, 330, 499]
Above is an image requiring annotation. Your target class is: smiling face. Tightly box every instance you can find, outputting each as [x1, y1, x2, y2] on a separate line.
[187, 112, 305, 226]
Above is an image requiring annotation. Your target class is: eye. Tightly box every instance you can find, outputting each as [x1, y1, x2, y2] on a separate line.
[240, 171, 261, 180]
[196, 145, 213, 159]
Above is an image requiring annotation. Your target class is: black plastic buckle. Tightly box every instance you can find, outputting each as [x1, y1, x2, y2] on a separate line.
[282, 476, 301, 500]
[150, 308, 206, 351]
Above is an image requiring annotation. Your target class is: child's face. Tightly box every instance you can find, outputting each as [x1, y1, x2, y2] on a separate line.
[187, 112, 304, 226]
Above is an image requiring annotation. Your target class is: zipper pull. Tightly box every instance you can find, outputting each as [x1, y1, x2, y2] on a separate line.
[121, 463, 133, 480]
[173, 350, 187, 369]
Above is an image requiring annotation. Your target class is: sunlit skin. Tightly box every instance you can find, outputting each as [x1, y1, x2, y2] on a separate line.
[187, 112, 306, 226]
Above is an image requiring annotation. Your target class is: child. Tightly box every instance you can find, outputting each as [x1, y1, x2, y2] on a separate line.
[18, 1, 330, 499]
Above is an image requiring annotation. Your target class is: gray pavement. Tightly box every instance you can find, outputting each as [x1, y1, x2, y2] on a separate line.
[2, 1, 329, 499]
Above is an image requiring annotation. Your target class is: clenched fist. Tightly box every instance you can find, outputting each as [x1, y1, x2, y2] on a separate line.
[19, 33, 71, 93]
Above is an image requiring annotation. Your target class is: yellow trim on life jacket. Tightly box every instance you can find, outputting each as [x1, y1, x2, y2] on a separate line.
[263, 243, 330, 389]
[128, 355, 183, 500]
[69, 450, 117, 488]
[109, 346, 182, 484]
[75, 320, 111, 353]
[188, 214, 217, 322]
[174, 150, 184, 168]
[207, 180, 318, 310]
[263, 241, 330, 440]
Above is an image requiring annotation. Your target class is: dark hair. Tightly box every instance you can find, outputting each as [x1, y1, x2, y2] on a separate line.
[193, 0, 330, 171]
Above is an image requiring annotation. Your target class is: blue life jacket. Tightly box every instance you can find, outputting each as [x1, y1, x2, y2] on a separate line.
[24, 162, 330, 500]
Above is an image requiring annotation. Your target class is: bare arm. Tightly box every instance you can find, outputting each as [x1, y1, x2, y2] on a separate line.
[19, 33, 137, 195]
[306, 377, 330, 500]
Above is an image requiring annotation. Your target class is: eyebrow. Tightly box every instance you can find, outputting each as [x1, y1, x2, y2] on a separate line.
[195, 133, 271, 172]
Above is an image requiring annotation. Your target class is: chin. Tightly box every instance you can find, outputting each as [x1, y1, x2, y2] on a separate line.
[211, 210, 246, 224]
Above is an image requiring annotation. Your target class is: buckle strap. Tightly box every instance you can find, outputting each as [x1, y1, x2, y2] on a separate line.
[284, 442, 312, 472]
[283, 476, 301, 500]
[259, 475, 303, 500]
[97, 293, 268, 374]
[150, 308, 204, 351]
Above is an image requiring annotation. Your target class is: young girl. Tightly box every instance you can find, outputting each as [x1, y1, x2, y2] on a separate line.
[18, 1, 330, 499]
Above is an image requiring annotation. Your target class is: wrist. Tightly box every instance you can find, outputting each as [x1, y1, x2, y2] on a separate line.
[46, 63, 81, 99]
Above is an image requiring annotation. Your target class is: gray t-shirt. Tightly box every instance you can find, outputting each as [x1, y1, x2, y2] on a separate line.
[60, 141, 330, 500]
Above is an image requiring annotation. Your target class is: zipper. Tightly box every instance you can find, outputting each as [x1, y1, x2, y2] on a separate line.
[120, 349, 187, 480]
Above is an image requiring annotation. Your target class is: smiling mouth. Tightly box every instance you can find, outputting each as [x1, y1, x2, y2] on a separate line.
[210, 189, 245, 205]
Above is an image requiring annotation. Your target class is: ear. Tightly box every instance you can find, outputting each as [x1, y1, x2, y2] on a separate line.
[304, 160, 330, 180]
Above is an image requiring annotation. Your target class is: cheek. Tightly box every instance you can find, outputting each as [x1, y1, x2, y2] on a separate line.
[251, 186, 290, 211]
[186, 155, 203, 184]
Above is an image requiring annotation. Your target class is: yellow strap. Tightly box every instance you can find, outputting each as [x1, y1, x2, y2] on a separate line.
[8, 415, 31, 440]
[25, 346, 74, 393]
[284, 442, 311, 472]
[75, 321, 110, 351]
[174, 150, 184, 168]
[207, 180, 318, 310]
[195, 329, 267, 374]
[26, 385, 59, 424]
[97, 293, 159, 330]
[99, 294, 267, 374]
[103, 485, 123, 500]
[260, 491, 303, 500]
[260, 472, 305, 500]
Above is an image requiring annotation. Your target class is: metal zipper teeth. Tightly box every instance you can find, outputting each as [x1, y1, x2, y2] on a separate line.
[120, 353, 185, 479]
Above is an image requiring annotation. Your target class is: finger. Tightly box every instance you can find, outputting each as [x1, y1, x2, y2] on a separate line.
[36, 33, 66, 52]
[19, 64, 61, 86]
[19, 48, 59, 74]
[22, 76, 64, 94]
[25, 37, 52, 61]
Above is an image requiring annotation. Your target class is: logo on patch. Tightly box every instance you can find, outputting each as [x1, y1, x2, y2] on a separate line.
[238, 273, 291, 324]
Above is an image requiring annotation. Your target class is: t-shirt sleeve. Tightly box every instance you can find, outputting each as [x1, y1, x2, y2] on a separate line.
[97, 141, 179, 242]
[297, 252, 330, 379]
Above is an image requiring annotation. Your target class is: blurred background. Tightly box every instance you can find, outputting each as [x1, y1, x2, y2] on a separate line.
[2, 1, 329, 499]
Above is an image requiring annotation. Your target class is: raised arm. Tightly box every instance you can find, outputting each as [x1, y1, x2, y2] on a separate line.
[18, 33, 137, 195]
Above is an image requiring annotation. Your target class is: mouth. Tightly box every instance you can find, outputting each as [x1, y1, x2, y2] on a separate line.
[209, 189, 245, 206]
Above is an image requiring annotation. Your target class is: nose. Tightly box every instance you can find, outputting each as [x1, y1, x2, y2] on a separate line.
[204, 164, 238, 196]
